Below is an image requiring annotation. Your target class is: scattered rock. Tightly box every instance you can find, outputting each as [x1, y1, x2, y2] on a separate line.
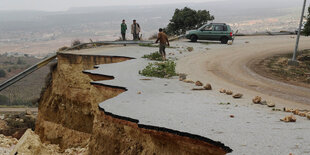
[219, 89, 226, 93]
[298, 112, 307, 117]
[195, 81, 203, 86]
[203, 83, 212, 90]
[230, 115, 235, 118]
[292, 109, 299, 115]
[179, 74, 187, 81]
[140, 78, 152, 81]
[25, 109, 32, 115]
[183, 79, 195, 83]
[245, 41, 250, 43]
[252, 96, 262, 104]
[192, 88, 205, 91]
[227, 41, 233, 45]
[233, 93, 243, 99]
[307, 113, 310, 120]
[284, 107, 293, 112]
[225, 90, 233, 95]
[280, 115, 296, 122]
[267, 102, 275, 107]
[137, 92, 142, 94]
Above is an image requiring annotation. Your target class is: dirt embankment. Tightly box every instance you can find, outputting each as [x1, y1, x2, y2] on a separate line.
[35, 52, 231, 154]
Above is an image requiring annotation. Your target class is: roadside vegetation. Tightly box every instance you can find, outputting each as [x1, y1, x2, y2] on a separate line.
[142, 52, 163, 61]
[165, 7, 214, 35]
[303, 5, 310, 36]
[139, 61, 177, 78]
[260, 50, 310, 84]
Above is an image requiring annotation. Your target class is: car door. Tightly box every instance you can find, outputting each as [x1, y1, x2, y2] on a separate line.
[212, 25, 226, 40]
[199, 24, 213, 40]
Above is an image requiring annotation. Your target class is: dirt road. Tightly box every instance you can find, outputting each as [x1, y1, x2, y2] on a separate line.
[177, 35, 310, 109]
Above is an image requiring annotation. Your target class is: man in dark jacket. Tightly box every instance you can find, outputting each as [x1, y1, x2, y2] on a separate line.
[121, 20, 127, 41]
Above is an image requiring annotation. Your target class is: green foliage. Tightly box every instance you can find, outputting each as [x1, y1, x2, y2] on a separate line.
[142, 52, 163, 61]
[0, 69, 6, 77]
[139, 61, 177, 78]
[6, 113, 36, 130]
[303, 5, 310, 36]
[139, 43, 159, 48]
[166, 7, 214, 35]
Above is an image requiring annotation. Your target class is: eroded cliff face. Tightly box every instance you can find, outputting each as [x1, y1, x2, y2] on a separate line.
[36, 52, 231, 155]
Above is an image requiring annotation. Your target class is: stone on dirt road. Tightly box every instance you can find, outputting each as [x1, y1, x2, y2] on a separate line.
[267, 102, 275, 107]
[280, 115, 296, 123]
[204, 83, 212, 90]
[307, 113, 310, 120]
[179, 74, 187, 81]
[226, 90, 233, 95]
[219, 88, 226, 93]
[195, 81, 203, 86]
[25, 109, 32, 115]
[252, 96, 262, 104]
[261, 100, 267, 105]
[233, 93, 243, 99]
[298, 112, 307, 117]
[183, 79, 195, 83]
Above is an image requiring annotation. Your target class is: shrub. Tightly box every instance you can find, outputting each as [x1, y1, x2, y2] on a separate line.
[139, 61, 177, 78]
[0, 69, 6, 77]
[165, 7, 214, 35]
[0, 95, 9, 105]
[142, 52, 163, 61]
[303, 6, 310, 36]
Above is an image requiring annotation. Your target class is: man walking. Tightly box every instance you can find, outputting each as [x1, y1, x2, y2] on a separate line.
[131, 20, 141, 40]
[121, 19, 127, 41]
[155, 28, 169, 60]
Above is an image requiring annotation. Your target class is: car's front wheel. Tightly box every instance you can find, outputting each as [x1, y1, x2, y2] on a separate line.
[190, 35, 198, 42]
[220, 37, 228, 44]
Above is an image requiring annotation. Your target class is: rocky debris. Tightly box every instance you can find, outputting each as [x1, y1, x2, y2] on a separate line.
[292, 109, 299, 115]
[307, 113, 310, 120]
[230, 115, 235, 118]
[267, 102, 275, 107]
[192, 88, 206, 91]
[298, 112, 307, 117]
[137, 92, 142, 95]
[195, 81, 203, 86]
[280, 115, 296, 122]
[183, 79, 195, 83]
[25, 109, 32, 115]
[245, 41, 250, 43]
[284, 107, 294, 112]
[227, 41, 233, 45]
[225, 90, 233, 95]
[219, 89, 226, 93]
[0, 134, 18, 155]
[252, 96, 262, 104]
[233, 93, 243, 99]
[203, 83, 212, 90]
[179, 74, 187, 81]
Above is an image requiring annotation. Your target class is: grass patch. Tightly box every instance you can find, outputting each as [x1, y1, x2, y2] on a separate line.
[262, 49, 310, 84]
[139, 61, 177, 78]
[142, 52, 163, 61]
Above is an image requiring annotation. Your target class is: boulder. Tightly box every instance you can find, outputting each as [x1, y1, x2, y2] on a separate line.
[203, 83, 212, 90]
[233, 93, 243, 99]
[267, 102, 275, 107]
[226, 90, 233, 95]
[252, 96, 262, 104]
[195, 81, 203, 86]
[219, 89, 226, 93]
[280, 115, 296, 122]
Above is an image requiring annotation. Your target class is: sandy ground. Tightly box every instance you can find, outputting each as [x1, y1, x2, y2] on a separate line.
[63, 36, 310, 155]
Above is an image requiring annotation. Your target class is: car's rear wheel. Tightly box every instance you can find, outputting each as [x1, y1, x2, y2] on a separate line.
[220, 37, 228, 44]
[190, 35, 198, 42]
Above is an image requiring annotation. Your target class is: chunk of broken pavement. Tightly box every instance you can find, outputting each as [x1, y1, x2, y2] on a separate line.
[280, 115, 296, 122]
[226, 90, 233, 95]
[233, 93, 243, 99]
[195, 81, 203, 86]
[252, 96, 262, 104]
[267, 102, 275, 107]
[219, 88, 226, 93]
[203, 83, 212, 90]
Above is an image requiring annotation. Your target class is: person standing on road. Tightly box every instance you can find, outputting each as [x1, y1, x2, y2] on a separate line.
[121, 19, 127, 41]
[131, 20, 141, 40]
[155, 28, 169, 60]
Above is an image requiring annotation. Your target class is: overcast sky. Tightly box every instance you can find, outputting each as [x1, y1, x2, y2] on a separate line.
[0, 0, 218, 11]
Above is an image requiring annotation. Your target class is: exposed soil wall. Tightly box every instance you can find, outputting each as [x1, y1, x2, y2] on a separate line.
[36, 52, 231, 154]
